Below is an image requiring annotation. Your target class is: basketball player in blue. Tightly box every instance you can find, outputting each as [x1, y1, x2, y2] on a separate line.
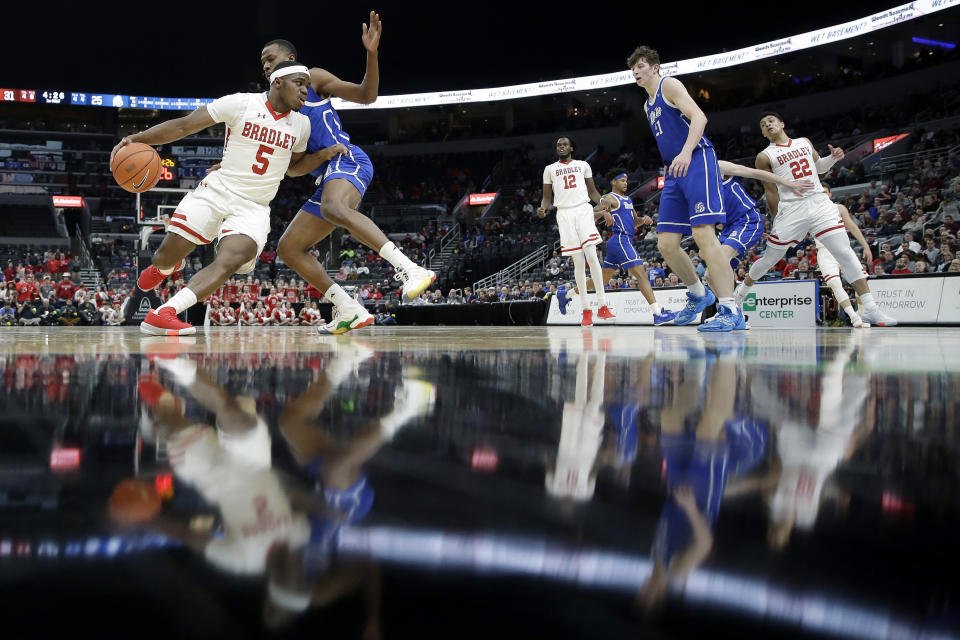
[708, 160, 813, 288]
[629, 46, 741, 331]
[260, 15, 436, 336]
[560, 168, 678, 325]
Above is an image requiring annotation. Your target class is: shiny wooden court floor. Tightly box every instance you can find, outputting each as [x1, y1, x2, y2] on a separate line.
[1, 325, 958, 639]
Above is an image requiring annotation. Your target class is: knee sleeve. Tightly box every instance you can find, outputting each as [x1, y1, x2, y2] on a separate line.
[818, 234, 865, 284]
[748, 245, 787, 280]
[826, 276, 850, 304]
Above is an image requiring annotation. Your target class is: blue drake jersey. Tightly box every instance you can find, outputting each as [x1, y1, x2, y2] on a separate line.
[301, 86, 354, 178]
[721, 177, 759, 226]
[645, 77, 713, 165]
[608, 193, 637, 239]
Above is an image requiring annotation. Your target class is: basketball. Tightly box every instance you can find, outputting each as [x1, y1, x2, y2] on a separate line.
[111, 142, 161, 193]
[108, 478, 162, 525]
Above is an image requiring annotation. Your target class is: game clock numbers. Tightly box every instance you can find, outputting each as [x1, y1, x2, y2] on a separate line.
[159, 158, 176, 182]
[41, 91, 66, 104]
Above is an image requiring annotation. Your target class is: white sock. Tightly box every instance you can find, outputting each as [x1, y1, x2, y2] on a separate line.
[718, 297, 735, 312]
[379, 241, 417, 271]
[688, 280, 706, 297]
[843, 304, 862, 323]
[859, 292, 877, 310]
[158, 288, 197, 314]
[650, 300, 662, 315]
[324, 283, 354, 308]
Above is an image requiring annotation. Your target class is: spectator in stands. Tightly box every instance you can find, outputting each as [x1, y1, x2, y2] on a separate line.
[880, 250, 897, 274]
[891, 256, 912, 275]
[943, 214, 959, 237]
[939, 250, 955, 272]
[375, 300, 397, 325]
[949, 259, 960, 273]
[79, 299, 101, 326]
[37, 298, 58, 325]
[897, 233, 922, 256]
[782, 257, 800, 279]
[872, 264, 887, 276]
[923, 238, 941, 265]
[16, 299, 40, 326]
[0, 301, 17, 326]
[653, 276, 664, 288]
[58, 299, 81, 325]
[463, 287, 478, 303]
[914, 260, 930, 274]
[102, 303, 122, 326]
[446, 289, 463, 304]
[55, 273, 75, 302]
[3, 261, 15, 282]
[796, 259, 813, 280]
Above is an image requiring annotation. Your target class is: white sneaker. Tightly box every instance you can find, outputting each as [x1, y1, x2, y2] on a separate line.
[317, 302, 374, 335]
[381, 379, 437, 438]
[322, 339, 375, 387]
[734, 283, 749, 308]
[851, 316, 871, 328]
[395, 266, 436, 299]
[860, 306, 897, 327]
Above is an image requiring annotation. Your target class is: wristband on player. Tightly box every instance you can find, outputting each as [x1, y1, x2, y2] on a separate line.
[814, 156, 837, 174]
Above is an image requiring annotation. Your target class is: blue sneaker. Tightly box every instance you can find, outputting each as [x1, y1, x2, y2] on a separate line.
[697, 305, 745, 332]
[674, 288, 716, 325]
[653, 308, 677, 326]
[557, 286, 570, 315]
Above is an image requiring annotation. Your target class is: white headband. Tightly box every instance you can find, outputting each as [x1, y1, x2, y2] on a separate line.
[269, 64, 310, 84]
[267, 582, 312, 612]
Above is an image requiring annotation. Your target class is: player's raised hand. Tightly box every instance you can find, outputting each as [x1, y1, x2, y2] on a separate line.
[362, 11, 382, 53]
[668, 149, 692, 178]
[109, 137, 133, 168]
[827, 144, 845, 161]
[785, 178, 814, 195]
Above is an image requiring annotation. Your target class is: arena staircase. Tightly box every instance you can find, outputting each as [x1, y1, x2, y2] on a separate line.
[428, 223, 460, 273]
[473, 242, 553, 291]
[79, 268, 103, 289]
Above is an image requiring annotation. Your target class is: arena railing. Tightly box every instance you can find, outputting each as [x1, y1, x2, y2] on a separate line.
[473, 244, 551, 291]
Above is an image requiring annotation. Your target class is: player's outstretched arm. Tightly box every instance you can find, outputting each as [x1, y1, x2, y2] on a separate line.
[755, 153, 780, 218]
[593, 194, 616, 227]
[661, 77, 708, 178]
[717, 160, 813, 195]
[310, 10, 381, 104]
[110, 107, 216, 166]
[812, 142, 845, 174]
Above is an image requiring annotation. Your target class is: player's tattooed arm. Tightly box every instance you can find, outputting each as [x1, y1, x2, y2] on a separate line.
[755, 153, 781, 218]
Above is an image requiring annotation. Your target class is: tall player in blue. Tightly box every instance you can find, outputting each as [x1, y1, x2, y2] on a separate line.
[629, 46, 742, 331]
[261, 14, 436, 336]
[561, 168, 678, 325]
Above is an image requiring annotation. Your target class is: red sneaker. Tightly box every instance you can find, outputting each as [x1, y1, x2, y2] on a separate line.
[597, 305, 616, 320]
[137, 260, 185, 291]
[140, 307, 196, 336]
[581, 309, 593, 327]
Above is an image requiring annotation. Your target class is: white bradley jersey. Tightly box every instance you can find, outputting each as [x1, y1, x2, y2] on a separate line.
[206, 92, 311, 205]
[543, 159, 593, 208]
[761, 137, 825, 206]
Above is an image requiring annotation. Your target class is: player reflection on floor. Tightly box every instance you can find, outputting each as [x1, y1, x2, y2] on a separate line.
[637, 336, 769, 611]
[120, 343, 436, 636]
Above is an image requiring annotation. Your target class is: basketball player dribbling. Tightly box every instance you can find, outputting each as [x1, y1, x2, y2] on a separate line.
[121, 61, 320, 336]
[260, 14, 437, 336]
[629, 45, 742, 331]
[734, 112, 896, 327]
[538, 137, 615, 327]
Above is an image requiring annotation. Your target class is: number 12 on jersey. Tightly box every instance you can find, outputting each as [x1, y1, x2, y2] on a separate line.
[563, 174, 577, 189]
